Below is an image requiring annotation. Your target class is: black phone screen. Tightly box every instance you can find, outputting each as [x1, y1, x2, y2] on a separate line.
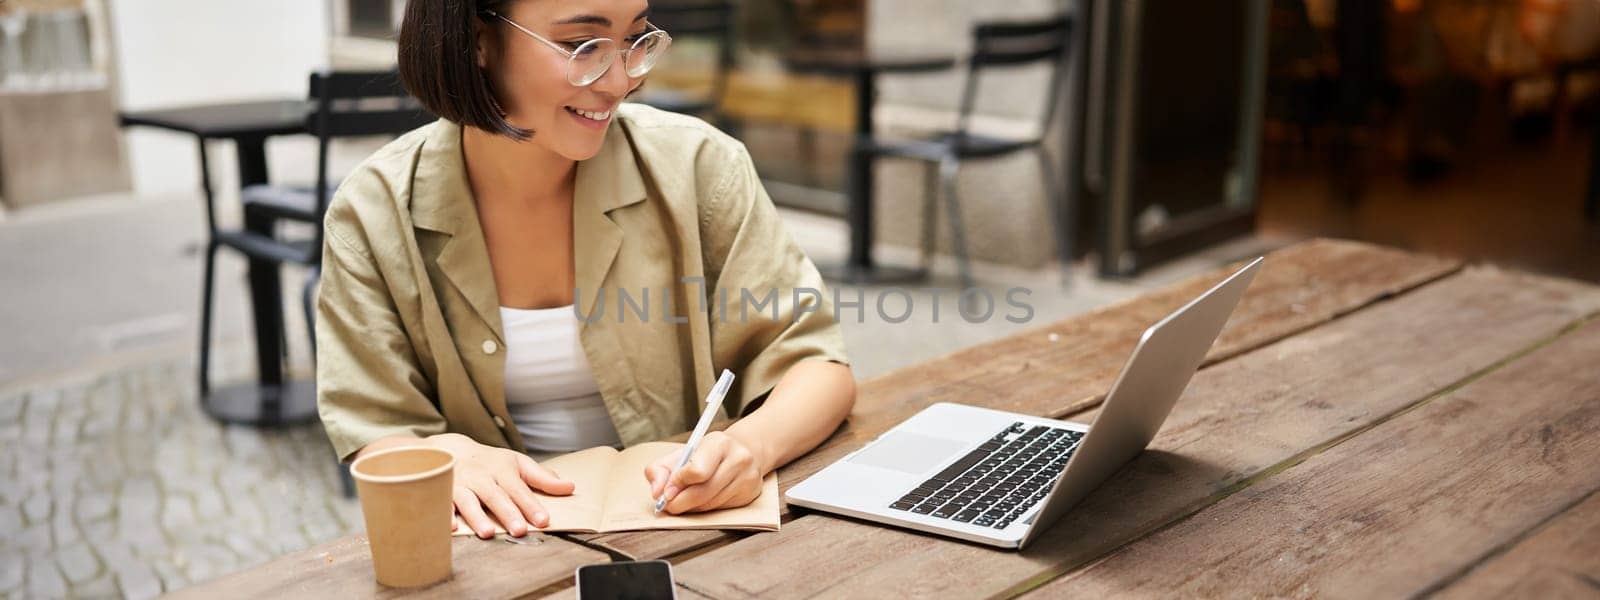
[576, 560, 676, 600]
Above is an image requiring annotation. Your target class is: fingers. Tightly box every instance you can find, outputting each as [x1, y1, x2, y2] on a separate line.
[466, 477, 527, 537]
[664, 438, 723, 504]
[518, 454, 575, 496]
[644, 464, 672, 498]
[643, 449, 683, 498]
[704, 470, 761, 510]
[659, 448, 723, 512]
[667, 436, 761, 514]
[495, 471, 549, 530]
[666, 457, 745, 514]
[452, 485, 497, 539]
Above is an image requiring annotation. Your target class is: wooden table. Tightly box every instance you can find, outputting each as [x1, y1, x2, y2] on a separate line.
[179, 239, 1600, 598]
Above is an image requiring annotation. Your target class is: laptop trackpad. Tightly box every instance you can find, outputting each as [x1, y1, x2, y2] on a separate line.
[848, 431, 969, 474]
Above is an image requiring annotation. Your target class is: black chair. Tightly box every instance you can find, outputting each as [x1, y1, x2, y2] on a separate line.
[635, 1, 735, 123]
[855, 15, 1073, 289]
[197, 70, 432, 401]
[1589, 86, 1598, 223]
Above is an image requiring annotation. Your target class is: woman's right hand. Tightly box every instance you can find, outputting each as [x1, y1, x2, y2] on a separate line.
[419, 433, 574, 538]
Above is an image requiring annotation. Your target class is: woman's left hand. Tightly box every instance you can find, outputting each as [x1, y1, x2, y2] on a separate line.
[643, 431, 767, 514]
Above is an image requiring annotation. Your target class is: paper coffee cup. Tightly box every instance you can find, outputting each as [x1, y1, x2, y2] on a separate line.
[350, 446, 455, 588]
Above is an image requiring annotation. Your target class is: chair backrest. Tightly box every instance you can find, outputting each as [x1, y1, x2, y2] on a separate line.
[648, 1, 737, 105]
[954, 14, 1073, 142]
[305, 69, 434, 250]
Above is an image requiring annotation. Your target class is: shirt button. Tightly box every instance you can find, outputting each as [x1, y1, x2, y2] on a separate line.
[482, 339, 498, 354]
[493, 416, 507, 428]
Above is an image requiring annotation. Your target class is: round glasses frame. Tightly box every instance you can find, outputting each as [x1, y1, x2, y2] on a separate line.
[484, 10, 673, 87]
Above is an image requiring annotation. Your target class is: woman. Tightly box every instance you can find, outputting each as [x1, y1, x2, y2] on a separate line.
[316, 0, 855, 539]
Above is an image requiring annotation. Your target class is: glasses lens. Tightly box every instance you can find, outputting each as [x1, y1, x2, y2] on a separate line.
[624, 31, 670, 78]
[569, 38, 617, 86]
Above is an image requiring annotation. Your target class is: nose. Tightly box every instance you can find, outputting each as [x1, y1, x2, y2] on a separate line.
[589, 53, 634, 100]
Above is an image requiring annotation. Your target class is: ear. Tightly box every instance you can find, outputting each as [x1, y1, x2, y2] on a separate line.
[473, 15, 492, 69]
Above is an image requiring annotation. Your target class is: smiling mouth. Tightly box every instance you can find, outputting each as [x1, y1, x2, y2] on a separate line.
[565, 106, 612, 121]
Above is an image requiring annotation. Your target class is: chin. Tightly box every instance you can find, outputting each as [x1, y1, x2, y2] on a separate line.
[553, 135, 608, 161]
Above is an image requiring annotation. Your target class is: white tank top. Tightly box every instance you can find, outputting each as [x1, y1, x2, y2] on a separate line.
[498, 305, 623, 453]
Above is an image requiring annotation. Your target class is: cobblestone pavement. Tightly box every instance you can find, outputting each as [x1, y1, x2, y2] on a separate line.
[0, 356, 361, 599]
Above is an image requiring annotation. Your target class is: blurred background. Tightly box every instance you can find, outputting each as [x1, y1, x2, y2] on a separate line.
[0, 0, 1595, 597]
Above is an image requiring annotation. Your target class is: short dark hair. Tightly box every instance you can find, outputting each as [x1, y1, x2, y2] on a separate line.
[398, 0, 530, 140]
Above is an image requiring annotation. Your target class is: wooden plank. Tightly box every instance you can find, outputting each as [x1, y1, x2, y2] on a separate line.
[168, 533, 606, 599]
[1431, 491, 1600, 599]
[1026, 317, 1600, 598]
[671, 267, 1600, 599]
[579, 239, 1460, 559]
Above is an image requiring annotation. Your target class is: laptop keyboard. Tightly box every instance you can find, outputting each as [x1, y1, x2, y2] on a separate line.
[887, 421, 1084, 529]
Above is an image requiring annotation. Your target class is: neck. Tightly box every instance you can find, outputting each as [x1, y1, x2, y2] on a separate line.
[461, 125, 576, 206]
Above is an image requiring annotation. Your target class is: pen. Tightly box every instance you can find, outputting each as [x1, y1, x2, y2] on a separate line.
[654, 369, 736, 514]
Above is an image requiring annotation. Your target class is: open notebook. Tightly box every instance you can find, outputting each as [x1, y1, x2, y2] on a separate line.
[451, 441, 780, 535]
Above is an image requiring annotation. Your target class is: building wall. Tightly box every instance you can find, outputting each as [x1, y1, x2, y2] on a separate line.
[109, 0, 329, 197]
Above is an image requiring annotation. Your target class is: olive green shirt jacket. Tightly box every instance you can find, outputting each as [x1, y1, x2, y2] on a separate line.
[315, 104, 849, 461]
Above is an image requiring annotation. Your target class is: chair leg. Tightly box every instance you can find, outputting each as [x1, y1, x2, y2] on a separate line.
[1587, 114, 1599, 222]
[1033, 146, 1073, 288]
[920, 161, 939, 272]
[798, 126, 820, 187]
[197, 239, 218, 399]
[303, 266, 320, 364]
[936, 157, 976, 290]
[338, 458, 355, 499]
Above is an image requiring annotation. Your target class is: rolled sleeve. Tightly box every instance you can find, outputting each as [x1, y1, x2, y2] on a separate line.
[316, 201, 446, 461]
[700, 143, 850, 417]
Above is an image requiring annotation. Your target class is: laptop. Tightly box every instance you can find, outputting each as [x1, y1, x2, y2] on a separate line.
[786, 257, 1262, 549]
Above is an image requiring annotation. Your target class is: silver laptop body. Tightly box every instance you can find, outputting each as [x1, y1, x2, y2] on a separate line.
[786, 258, 1262, 549]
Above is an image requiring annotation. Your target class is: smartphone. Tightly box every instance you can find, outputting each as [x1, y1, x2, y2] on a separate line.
[575, 559, 677, 600]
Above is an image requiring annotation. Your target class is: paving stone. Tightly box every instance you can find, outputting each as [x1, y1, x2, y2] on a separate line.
[25, 553, 68, 598]
[80, 414, 115, 439]
[0, 397, 23, 423]
[152, 559, 188, 594]
[50, 412, 78, 445]
[119, 575, 165, 600]
[222, 426, 269, 457]
[82, 518, 114, 541]
[50, 502, 79, 546]
[159, 494, 196, 531]
[191, 487, 226, 522]
[21, 491, 50, 524]
[73, 574, 119, 599]
[53, 543, 100, 583]
[221, 531, 269, 566]
[0, 553, 22, 595]
[118, 477, 160, 523]
[83, 451, 126, 486]
[10, 353, 361, 598]
[101, 543, 162, 600]
[21, 390, 57, 447]
[0, 505, 22, 540]
[301, 517, 345, 547]
[18, 522, 50, 549]
[122, 518, 169, 559]
[0, 421, 22, 446]
[176, 541, 236, 587]
[11, 466, 50, 503]
[74, 493, 113, 523]
[121, 400, 150, 434]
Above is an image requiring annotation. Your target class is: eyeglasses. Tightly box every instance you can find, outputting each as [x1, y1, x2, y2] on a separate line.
[484, 10, 672, 87]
